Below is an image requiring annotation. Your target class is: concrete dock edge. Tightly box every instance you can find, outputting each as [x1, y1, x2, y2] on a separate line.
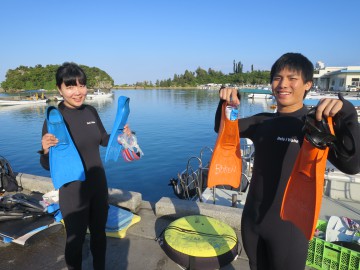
[155, 197, 243, 229]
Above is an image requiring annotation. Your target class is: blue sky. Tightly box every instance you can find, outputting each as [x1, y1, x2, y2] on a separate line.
[1, 0, 359, 85]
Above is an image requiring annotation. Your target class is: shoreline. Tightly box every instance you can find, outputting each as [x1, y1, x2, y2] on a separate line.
[1, 84, 262, 93]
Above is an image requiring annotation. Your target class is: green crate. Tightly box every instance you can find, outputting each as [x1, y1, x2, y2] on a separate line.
[306, 220, 360, 270]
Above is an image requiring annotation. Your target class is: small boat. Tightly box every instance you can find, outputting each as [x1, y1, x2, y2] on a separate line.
[306, 91, 360, 101]
[248, 93, 273, 99]
[169, 134, 360, 207]
[0, 93, 48, 106]
[86, 89, 114, 100]
[306, 92, 339, 100]
[0, 99, 47, 106]
[0, 92, 48, 106]
[246, 88, 273, 99]
[47, 95, 63, 102]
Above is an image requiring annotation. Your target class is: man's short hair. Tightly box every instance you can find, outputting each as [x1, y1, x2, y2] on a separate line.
[270, 53, 314, 83]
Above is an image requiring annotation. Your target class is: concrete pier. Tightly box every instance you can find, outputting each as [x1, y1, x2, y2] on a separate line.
[0, 173, 251, 270]
[1, 173, 359, 269]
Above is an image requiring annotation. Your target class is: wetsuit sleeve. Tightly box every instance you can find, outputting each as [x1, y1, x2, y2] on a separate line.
[328, 97, 360, 174]
[214, 99, 224, 133]
[89, 106, 110, 147]
[39, 120, 50, 171]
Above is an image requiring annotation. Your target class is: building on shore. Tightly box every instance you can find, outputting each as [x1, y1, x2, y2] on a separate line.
[313, 61, 360, 92]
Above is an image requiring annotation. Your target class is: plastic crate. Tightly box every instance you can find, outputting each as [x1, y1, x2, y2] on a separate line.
[306, 220, 360, 270]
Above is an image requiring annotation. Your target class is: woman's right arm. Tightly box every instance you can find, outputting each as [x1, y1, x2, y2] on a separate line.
[39, 120, 58, 170]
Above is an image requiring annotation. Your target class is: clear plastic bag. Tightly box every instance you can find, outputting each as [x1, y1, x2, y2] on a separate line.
[117, 133, 144, 161]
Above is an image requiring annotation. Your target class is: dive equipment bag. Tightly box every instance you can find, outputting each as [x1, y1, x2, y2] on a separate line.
[0, 156, 22, 192]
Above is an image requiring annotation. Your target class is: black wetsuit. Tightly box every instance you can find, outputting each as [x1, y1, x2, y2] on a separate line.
[40, 101, 110, 270]
[215, 99, 360, 270]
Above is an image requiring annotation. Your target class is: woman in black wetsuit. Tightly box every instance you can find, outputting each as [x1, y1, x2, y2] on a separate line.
[39, 63, 130, 270]
[215, 53, 360, 270]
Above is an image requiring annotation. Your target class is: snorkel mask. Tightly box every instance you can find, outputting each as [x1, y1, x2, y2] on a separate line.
[117, 133, 144, 162]
[303, 107, 336, 150]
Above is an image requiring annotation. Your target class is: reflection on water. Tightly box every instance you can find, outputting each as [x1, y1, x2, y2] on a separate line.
[0, 89, 275, 201]
[0, 103, 48, 116]
[243, 96, 276, 117]
[85, 97, 115, 112]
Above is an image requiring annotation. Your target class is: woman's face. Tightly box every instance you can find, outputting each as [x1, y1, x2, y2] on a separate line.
[58, 79, 87, 109]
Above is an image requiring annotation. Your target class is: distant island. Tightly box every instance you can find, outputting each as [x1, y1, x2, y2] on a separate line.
[1, 60, 270, 92]
[1, 64, 113, 92]
[117, 60, 270, 88]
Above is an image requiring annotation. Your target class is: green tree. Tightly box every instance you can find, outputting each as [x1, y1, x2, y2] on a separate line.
[2, 64, 113, 91]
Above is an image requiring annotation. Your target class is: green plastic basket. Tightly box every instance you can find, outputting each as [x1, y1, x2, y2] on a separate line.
[306, 220, 360, 270]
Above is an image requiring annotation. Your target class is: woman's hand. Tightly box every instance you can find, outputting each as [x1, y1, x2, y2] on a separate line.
[219, 87, 240, 106]
[41, 133, 58, 154]
[123, 124, 132, 136]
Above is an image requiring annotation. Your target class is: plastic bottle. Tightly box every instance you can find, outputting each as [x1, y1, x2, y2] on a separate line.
[225, 105, 239, 121]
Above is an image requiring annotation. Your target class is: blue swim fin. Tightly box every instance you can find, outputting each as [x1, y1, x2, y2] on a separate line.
[46, 106, 85, 189]
[105, 96, 130, 162]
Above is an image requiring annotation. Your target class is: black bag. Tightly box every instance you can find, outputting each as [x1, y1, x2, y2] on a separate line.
[0, 156, 22, 192]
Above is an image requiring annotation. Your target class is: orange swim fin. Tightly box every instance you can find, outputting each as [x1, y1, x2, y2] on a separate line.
[280, 113, 335, 240]
[207, 102, 242, 189]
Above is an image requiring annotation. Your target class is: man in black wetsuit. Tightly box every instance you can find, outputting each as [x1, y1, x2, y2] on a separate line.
[215, 53, 360, 270]
[39, 63, 131, 270]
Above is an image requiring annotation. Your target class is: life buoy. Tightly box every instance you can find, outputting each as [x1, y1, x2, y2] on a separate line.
[159, 215, 238, 270]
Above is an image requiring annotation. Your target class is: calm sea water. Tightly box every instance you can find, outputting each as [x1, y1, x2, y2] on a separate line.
[0, 89, 275, 201]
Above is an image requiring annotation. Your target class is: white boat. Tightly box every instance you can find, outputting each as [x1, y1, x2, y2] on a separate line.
[248, 93, 273, 99]
[324, 161, 360, 200]
[169, 136, 360, 206]
[0, 98, 47, 106]
[86, 89, 114, 100]
[306, 91, 338, 100]
[0, 92, 49, 106]
[47, 95, 63, 102]
[306, 91, 360, 101]
[247, 89, 273, 99]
